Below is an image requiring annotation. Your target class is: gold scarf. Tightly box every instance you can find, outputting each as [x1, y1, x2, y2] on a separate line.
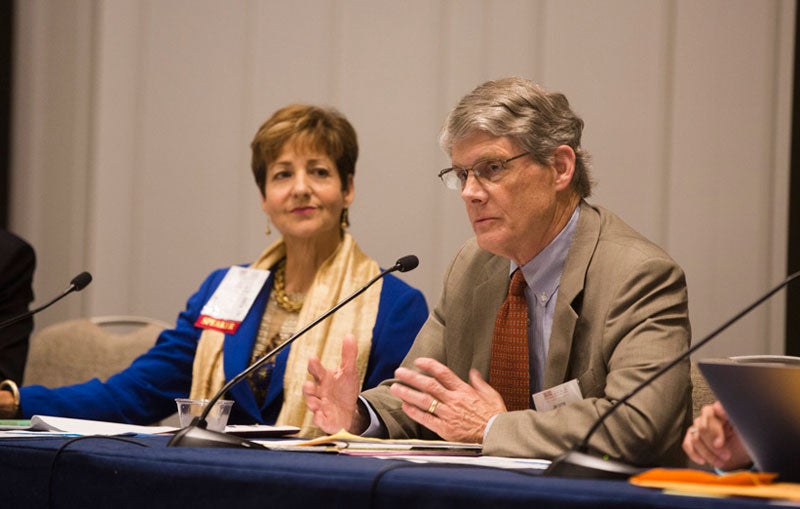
[190, 233, 381, 437]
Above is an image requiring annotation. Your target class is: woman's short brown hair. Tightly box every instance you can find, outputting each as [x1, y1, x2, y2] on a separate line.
[250, 104, 358, 196]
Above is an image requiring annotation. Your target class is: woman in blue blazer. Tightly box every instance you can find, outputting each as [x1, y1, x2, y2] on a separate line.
[3, 105, 427, 437]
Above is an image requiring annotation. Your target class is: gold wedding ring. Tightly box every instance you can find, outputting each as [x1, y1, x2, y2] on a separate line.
[427, 398, 439, 415]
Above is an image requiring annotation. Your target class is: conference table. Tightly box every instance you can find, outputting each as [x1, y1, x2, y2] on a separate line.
[0, 434, 780, 509]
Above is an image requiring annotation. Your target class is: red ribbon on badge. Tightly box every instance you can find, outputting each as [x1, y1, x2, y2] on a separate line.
[194, 315, 241, 334]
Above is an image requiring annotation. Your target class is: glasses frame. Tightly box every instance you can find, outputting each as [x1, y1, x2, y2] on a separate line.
[437, 151, 530, 190]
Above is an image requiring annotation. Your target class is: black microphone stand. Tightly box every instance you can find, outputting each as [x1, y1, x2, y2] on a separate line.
[544, 270, 800, 479]
[167, 256, 418, 448]
[0, 272, 92, 330]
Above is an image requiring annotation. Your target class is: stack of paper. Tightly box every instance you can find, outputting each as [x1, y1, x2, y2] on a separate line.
[261, 429, 482, 456]
[0, 415, 176, 436]
[0, 415, 299, 438]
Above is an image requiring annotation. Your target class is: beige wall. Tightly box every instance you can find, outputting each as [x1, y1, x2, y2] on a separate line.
[9, 0, 795, 360]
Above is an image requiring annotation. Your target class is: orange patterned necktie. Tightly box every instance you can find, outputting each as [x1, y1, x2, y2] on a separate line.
[489, 269, 531, 411]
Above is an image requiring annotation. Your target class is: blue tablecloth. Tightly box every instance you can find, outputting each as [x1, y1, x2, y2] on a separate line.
[0, 435, 775, 509]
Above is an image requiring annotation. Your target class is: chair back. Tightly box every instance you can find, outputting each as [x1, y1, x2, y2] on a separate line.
[691, 355, 800, 418]
[690, 362, 715, 419]
[23, 315, 168, 387]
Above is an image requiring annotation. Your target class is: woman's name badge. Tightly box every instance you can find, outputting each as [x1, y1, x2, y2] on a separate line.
[195, 266, 269, 334]
[532, 379, 582, 412]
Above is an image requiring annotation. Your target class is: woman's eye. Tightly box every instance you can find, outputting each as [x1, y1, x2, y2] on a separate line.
[311, 167, 331, 177]
[272, 170, 291, 180]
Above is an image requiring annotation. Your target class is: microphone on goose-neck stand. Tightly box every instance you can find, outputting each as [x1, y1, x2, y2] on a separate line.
[167, 255, 420, 448]
[543, 269, 800, 479]
[0, 272, 93, 330]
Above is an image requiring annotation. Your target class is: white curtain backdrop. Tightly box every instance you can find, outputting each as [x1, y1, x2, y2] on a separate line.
[10, 0, 795, 360]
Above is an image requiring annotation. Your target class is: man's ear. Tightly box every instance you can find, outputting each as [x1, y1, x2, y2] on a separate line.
[552, 145, 576, 191]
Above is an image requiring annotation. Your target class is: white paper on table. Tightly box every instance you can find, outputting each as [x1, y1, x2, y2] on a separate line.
[23, 415, 177, 435]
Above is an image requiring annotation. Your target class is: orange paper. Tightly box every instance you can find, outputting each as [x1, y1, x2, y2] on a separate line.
[630, 468, 800, 501]
[632, 468, 777, 486]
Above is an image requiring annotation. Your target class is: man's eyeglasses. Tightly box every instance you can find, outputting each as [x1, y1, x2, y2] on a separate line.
[437, 152, 530, 191]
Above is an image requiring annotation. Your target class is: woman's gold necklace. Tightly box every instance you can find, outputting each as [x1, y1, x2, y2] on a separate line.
[273, 259, 304, 313]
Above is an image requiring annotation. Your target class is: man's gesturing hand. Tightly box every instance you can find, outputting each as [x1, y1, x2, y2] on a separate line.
[303, 334, 365, 434]
[390, 357, 506, 443]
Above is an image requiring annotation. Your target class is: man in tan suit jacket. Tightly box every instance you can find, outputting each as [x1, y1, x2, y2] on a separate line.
[303, 77, 691, 467]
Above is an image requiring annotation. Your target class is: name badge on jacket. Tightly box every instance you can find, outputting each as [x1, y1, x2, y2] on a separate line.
[532, 379, 582, 412]
[195, 266, 269, 334]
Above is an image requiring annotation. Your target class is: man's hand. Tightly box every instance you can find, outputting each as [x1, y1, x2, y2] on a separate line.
[390, 357, 506, 443]
[303, 334, 366, 434]
[683, 401, 752, 470]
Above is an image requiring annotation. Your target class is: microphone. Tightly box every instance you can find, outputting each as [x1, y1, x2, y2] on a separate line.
[543, 269, 800, 479]
[0, 271, 93, 330]
[167, 255, 419, 448]
[394, 255, 419, 272]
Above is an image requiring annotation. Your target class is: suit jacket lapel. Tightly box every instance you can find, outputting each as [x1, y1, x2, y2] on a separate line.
[471, 254, 510, 376]
[545, 201, 600, 388]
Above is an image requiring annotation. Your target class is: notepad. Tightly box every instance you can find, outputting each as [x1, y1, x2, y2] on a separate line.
[0, 419, 33, 430]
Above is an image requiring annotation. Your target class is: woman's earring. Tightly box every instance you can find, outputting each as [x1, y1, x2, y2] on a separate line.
[265, 220, 272, 236]
[340, 208, 350, 229]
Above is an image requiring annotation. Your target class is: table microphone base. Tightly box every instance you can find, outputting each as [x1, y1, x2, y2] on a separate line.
[167, 424, 265, 449]
[543, 450, 643, 479]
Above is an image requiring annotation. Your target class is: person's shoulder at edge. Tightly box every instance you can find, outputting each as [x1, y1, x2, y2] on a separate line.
[0, 230, 36, 270]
